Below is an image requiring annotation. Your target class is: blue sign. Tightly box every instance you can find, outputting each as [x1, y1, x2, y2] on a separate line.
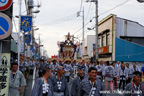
[0, 17, 8, 35]
[32, 49, 35, 54]
[0, 13, 12, 40]
[30, 45, 34, 51]
[25, 34, 31, 44]
[77, 48, 79, 53]
[20, 16, 32, 32]
[34, 54, 38, 59]
[30, 45, 35, 54]
[93, 44, 96, 50]
[0, 0, 6, 3]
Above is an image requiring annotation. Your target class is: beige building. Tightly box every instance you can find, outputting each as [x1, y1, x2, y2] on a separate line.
[97, 14, 115, 61]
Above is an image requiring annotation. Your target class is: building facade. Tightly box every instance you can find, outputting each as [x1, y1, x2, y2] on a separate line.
[81, 14, 144, 62]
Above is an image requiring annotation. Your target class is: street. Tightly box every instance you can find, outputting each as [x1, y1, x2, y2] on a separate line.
[24, 75, 124, 96]
[24, 63, 144, 96]
[24, 70, 124, 96]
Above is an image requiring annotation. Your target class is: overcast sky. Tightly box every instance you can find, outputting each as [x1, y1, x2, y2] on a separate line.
[13, 0, 144, 57]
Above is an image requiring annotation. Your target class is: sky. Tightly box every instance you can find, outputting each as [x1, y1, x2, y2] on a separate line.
[13, 0, 144, 57]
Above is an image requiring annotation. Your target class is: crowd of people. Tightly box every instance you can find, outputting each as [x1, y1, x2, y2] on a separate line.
[9, 59, 144, 96]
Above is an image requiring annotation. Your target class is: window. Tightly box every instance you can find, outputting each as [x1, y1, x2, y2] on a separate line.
[98, 38, 101, 47]
[106, 34, 110, 46]
[126, 38, 131, 42]
[102, 36, 105, 47]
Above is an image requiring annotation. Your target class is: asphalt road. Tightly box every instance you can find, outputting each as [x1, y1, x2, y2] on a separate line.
[24, 63, 144, 96]
[24, 74, 124, 96]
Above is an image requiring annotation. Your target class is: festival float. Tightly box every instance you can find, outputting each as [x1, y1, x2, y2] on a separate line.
[57, 33, 77, 59]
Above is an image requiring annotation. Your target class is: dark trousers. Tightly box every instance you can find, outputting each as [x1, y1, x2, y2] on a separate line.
[30, 69, 33, 75]
[119, 80, 126, 90]
[65, 76, 70, 82]
[113, 77, 118, 88]
[39, 72, 43, 77]
[126, 77, 131, 85]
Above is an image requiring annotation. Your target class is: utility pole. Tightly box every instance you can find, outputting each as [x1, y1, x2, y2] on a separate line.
[77, 7, 85, 41]
[27, 0, 33, 60]
[95, 0, 99, 61]
[87, 0, 99, 61]
[38, 34, 41, 59]
[23, 32, 26, 67]
[82, 7, 84, 41]
[18, 0, 22, 70]
[77, 7, 84, 59]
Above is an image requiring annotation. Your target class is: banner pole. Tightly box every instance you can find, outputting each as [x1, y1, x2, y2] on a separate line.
[18, 0, 22, 70]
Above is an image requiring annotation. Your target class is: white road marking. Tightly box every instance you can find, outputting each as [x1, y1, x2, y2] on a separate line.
[32, 67, 36, 89]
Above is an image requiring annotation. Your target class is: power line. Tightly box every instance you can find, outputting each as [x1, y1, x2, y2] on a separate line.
[99, 0, 130, 16]
[72, 21, 91, 35]
[38, 13, 77, 25]
[46, 17, 77, 26]
[72, 0, 130, 36]
[77, 25, 95, 37]
[85, 2, 92, 20]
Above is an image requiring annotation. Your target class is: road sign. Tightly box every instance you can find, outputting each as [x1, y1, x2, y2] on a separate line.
[0, 0, 12, 11]
[0, 12, 12, 40]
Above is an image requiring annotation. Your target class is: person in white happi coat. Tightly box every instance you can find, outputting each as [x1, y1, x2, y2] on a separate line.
[78, 67, 106, 96]
[31, 68, 53, 96]
[59, 60, 63, 66]
[64, 60, 73, 83]
[29, 60, 35, 75]
[118, 62, 128, 90]
[95, 62, 103, 80]
[103, 61, 115, 91]
[115, 61, 121, 70]
[71, 60, 78, 78]
[124, 71, 144, 96]
[112, 62, 118, 89]
[49, 60, 59, 75]
[99, 60, 105, 71]
[126, 63, 131, 85]
[130, 62, 140, 77]
[9, 62, 26, 96]
[89, 61, 95, 68]
[51, 66, 69, 96]
[71, 66, 85, 96]
[19, 60, 24, 73]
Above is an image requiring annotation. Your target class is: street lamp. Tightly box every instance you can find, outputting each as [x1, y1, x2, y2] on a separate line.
[87, 27, 95, 31]
[34, 28, 39, 31]
[15, 10, 40, 18]
[32, 10, 40, 14]
[137, 0, 144, 3]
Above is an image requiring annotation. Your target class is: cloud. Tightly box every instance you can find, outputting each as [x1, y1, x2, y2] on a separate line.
[13, 0, 144, 57]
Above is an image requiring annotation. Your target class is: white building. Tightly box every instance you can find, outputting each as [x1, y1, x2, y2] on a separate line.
[82, 35, 95, 59]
